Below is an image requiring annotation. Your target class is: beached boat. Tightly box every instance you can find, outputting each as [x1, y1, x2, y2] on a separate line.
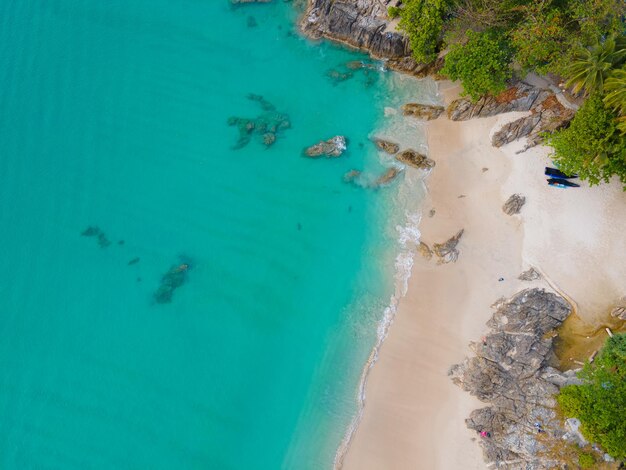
[545, 167, 578, 179]
[547, 178, 580, 188]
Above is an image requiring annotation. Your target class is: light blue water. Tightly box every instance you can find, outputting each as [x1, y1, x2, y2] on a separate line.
[0, 1, 435, 468]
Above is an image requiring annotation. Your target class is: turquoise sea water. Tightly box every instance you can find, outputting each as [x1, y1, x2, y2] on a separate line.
[0, 1, 435, 468]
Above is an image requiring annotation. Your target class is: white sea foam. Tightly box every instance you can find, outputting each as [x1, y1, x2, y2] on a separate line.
[333, 72, 438, 470]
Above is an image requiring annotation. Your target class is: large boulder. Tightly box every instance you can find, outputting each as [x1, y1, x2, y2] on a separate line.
[402, 103, 445, 120]
[396, 149, 435, 170]
[304, 135, 347, 158]
[447, 83, 551, 121]
[372, 138, 400, 154]
[502, 194, 526, 215]
[492, 94, 575, 150]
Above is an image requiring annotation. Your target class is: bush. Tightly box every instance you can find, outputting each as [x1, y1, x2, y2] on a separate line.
[388, 6, 401, 19]
[545, 94, 626, 188]
[557, 334, 626, 459]
[577, 452, 596, 468]
[440, 30, 513, 101]
[398, 0, 452, 63]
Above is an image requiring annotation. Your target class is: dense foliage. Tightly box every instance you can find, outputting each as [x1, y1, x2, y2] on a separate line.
[441, 30, 512, 100]
[546, 94, 626, 187]
[558, 334, 626, 460]
[397, 0, 452, 63]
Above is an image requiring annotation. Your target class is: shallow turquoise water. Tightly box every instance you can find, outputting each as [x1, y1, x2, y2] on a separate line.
[0, 1, 434, 468]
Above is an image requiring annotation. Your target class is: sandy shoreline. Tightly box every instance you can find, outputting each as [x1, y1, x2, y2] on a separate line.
[340, 80, 626, 469]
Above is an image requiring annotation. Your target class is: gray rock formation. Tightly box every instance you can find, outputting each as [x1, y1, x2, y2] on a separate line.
[402, 103, 445, 120]
[518, 267, 542, 282]
[300, 0, 443, 75]
[449, 289, 574, 469]
[502, 194, 526, 215]
[396, 149, 435, 170]
[492, 95, 575, 150]
[300, 0, 409, 59]
[432, 229, 463, 263]
[447, 83, 551, 121]
[304, 135, 347, 157]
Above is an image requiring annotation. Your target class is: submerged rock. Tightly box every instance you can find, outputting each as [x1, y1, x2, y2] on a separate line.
[372, 167, 402, 187]
[396, 149, 435, 170]
[449, 289, 574, 469]
[343, 169, 361, 183]
[81, 226, 111, 248]
[402, 103, 444, 120]
[502, 194, 526, 215]
[372, 138, 400, 155]
[432, 229, 464, 263]
[304, 135, 347, 158]
[228, 94, 290, 149]
[326, 68, 353, 84]
[154, 260, 191, 304]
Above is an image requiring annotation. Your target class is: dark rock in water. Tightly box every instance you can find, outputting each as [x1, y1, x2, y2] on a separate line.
[396, 149, 435, 170]
[81, 226, 111, 248]
[81, 226, 100, 237]
[518, 267, 542, 281]
[304, 136, 347, 158]
[231, 0, 271, 4]
[262, 132, 276, 147]
[449, 289, 575, 469]
[502, 194, 526, 215]
[372, 138, 399, 155]
[432, 229, 464, 264]
[402, 103, 444, 120]
[247, 16, 258, 28]
[372, 167, 402, 187]
[128, 257, 140, 266]
[326, 68, 353, 84]
[228, 94, 290, 149]
[346, 60, 378, 71]
[343, 169, 361, 183]
[154, 261, 191, 304]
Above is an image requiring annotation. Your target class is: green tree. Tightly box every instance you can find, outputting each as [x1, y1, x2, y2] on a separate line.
[546, 94, 626, 187]
[441, 30, 513, 101]
[398, 0, 452, 63]
[510, 4, 571, 74]
[604, 68, 626, 134]
[564, 35, 626, 95]
[558, 334, 626, 459]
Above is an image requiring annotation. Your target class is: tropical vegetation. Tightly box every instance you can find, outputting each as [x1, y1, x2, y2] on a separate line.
[391, 0, 626, 188]
[558, 334, 626, 460]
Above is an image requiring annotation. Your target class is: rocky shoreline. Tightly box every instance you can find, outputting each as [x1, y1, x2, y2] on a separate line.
[449, 289, 581, 469]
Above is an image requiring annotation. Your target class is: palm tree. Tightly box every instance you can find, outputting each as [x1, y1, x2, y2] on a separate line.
[564, 35, 626, 95]
[604, 68, 626, 114]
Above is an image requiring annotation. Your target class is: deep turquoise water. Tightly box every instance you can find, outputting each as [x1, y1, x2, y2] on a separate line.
[0, 1, 435, 468]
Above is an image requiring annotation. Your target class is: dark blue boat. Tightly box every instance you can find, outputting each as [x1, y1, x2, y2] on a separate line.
[545, 167, 578, 179]
[547, 178, 580, 188]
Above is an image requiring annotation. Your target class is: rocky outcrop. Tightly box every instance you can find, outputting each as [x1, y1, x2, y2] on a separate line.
[518, 267, 542, 281]
[304, 135, 347, 157]
[447, 83, 551, 121]
[502, 194, 526, 215]
[228, 94, 290, 149]
[372, 138, 400, 155]
[300, 0, 409, 58]
[492, 94, 575, 150]
[300, 0, 442, 75]
[432, 229, 464, 263]
[396, 149, 435, 170]
[402, 103, 445, 120]
[449, 289, 577, 469]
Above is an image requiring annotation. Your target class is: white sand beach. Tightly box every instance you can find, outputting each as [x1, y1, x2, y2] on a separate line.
[341, 81, 626, 469]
